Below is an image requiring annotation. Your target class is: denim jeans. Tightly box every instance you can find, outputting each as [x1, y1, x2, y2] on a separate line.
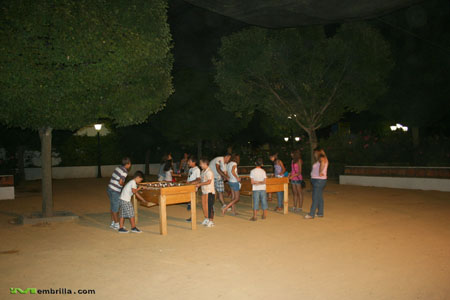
[253, 190, 268, 210]
[310, 179, 327, 217]
[107, 188, 121, 213]
[276, 191, 284, 208]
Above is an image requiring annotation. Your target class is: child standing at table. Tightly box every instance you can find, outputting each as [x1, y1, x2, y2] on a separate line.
[197, 158, 215, 228]
[250, 158, 268, 221]
[118, 171, 148, 233]
[222, 153, 241, 216]
[186, 156, 201, 222]
[269, 153, 286, 211]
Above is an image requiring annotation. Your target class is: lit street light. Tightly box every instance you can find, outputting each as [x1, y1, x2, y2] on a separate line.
[390, 123, 408, 132]
[94, 123, 102, 178]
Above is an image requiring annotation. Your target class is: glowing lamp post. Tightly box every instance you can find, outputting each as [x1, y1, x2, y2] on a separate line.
[390, 123, 408, 132]
[94, 124, 102, 178]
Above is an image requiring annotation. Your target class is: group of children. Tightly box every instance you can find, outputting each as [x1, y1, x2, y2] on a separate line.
[107, 148, 329, 232]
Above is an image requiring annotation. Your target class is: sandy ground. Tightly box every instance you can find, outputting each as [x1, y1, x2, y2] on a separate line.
[1, 178, 450, 300]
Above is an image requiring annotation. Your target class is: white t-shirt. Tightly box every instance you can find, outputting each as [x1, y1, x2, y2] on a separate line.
[187, 166, 201, 182]
[209, 157, 226, 179]
[165, 170, 173, 182]
[120, 179, 137, 202]
[201, 167, 215, 195]
[250, 167, 267, 191]
[227, 161, 239, 183]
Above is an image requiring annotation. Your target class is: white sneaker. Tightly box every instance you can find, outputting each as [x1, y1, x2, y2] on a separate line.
[222, 204, 232, 212]
[109, 221, 115, 229]
[202, 218, 209, 226]
[206, 220, 215, 227]
[113, 223, 120, 230]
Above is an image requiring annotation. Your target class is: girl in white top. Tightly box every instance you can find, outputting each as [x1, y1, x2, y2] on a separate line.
[305, 148, 329, 219]
[196, 158, 215, 227]
[222, 154, 241, 216]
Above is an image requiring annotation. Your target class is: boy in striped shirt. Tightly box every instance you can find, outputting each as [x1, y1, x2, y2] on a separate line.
[107, 157, 131, 230]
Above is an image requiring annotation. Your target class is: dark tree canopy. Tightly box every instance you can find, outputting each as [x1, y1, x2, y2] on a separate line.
[0, 0, 173, 217]
[215, 23, 393, 161]
[184, 0, 421, 28]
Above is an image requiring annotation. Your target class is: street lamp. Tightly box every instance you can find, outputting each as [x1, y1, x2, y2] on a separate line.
[284, 137, 289, 142]
[295, 137, 300, 142]
[94, 124, 102, 178]
[390, 123, 408, 132]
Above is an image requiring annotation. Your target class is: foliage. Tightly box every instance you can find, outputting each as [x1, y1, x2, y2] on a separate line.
[0, 0, 173, 130]
[215, 23, 394, 161]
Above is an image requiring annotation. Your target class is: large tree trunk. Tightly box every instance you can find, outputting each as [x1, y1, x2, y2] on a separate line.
[197, 139, 202, 159]
[306, 128, 318, 164]
[144, 149, 151, 175]
[39, 127, 53, 217]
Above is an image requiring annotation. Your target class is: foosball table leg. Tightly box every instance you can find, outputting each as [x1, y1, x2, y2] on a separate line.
[190, 191, 196, 230]
[159, 195, 168, 235]
[133, 194, 139, 224]
[283, 183, 289, 215]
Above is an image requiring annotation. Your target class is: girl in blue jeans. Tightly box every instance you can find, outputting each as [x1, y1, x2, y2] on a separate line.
[306, 148, 329, 219]
[269, 153, 286, 211]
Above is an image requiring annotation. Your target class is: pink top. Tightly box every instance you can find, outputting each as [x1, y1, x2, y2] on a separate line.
[291, 161, 303, 181]
[311, 160, 328, 179]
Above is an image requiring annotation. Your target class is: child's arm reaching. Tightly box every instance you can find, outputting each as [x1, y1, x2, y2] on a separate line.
[196, 179, 211, 188]
[251, 178, 266, 185]
[132, 187, 148, 204]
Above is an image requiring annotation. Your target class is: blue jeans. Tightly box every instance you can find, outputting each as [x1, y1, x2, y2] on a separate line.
[253, 190, 268, 210]
[107, 188, 121, 213]
[309, 179, 327, 217]
[276, 191, 284, 208]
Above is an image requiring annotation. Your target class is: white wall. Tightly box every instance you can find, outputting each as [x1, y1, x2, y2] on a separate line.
[340, 175, 450, 192]
[24, 164, 161, 180]
[0, 187, 14, 200]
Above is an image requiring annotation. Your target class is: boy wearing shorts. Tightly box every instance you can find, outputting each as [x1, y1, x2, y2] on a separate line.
[250, 158, 268, 221]
[118, 171, 148, 233]
[107, 157, 131, 230]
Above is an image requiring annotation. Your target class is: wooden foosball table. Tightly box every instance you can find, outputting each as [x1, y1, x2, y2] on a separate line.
[132, 182, 196, 235]
[240, 176, 290, 214]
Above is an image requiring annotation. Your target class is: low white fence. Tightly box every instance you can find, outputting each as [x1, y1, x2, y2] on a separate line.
[339, 175, 450, 192]
[24, 164, 161, 180]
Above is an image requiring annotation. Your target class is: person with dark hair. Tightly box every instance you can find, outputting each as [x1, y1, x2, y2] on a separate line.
[249, 157, 268, 221]
[222, 154, 241, 216]
[158, 154, 171, 182]
[289, 149, 304, 212]
[209, 154, 231, 209]
[185, 156, 201, 222]
[180, 152, 190, 175]
[305, 148, 329, 219]
[269, 152, 286, 211]
[107, 157, 132, 230]
[118, 171, 148, 233]
[197, 158, 215, 228]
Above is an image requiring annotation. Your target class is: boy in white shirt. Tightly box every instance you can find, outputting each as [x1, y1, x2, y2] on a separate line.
[249, 158, 268, 221]
[197, 158, 215, 227]
[118, 171, 148, 233]
[186, 156, 201, 222]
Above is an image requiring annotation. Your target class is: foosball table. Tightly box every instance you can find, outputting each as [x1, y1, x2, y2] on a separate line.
[240, 176, 290, 214]
[132, 182, 196, 235]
